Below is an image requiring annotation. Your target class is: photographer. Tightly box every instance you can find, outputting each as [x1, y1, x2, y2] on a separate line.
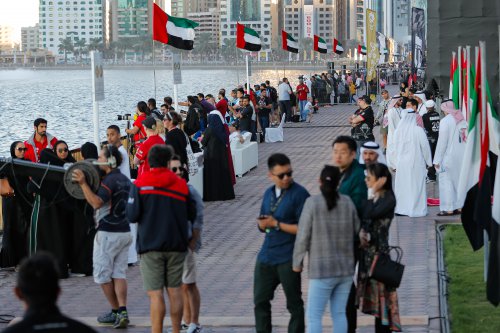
[125, 101, 149, 148]
[71, 145, 132, 329]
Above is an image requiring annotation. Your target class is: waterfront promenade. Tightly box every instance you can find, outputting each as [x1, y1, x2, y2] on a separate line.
[0, 101, 448, 332]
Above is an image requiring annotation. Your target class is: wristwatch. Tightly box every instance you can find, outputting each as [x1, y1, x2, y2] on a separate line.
[274, 221, 280, 231]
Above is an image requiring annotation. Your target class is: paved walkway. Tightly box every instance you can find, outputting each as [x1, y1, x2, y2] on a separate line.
[0, 97, 450, 332]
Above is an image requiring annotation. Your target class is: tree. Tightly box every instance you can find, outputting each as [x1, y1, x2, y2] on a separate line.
[58, 37, 74, 64]
[74, 39, 87, 62]
[221, 38, 238, 62]
[88, 37, 103, 51]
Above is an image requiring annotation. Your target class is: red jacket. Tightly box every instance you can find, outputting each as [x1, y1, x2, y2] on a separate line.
[24, 132, 58, 162]
[127, 167, 190, 253]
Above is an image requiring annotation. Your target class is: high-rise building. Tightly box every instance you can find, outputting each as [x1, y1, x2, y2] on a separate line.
[188, 0, 219, 13]
[21, 24, 41, 51]
[170, 0, 187, 17]
[219, 0, 272, 50]
[39, 0, 104, 56]
[0, 25, 15, 51]
[365, 0, 392, 38]
[270, 0, 284, 50]
[283, 0, 336, 47]
[109, 0, 150, 42]
[393, 0, 410, 44]
[187, 8, 220, 47]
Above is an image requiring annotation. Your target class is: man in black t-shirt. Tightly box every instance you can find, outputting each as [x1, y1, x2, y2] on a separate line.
[422, 100, 440, 182]
[257, 89, 273, 138]
[72, 145, 132, 329]
[349, 95, 375, 153]
[236, 95, 254, 134]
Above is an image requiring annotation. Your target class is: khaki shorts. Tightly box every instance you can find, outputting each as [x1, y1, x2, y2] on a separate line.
[140, 251, 186, 290]
[93, 231, 132, 284]
[182, 249, 197, 284]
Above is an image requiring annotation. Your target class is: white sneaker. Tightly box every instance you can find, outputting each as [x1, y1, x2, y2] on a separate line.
[187, 323, 203, 333]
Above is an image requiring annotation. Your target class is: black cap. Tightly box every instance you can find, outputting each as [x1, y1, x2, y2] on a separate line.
[142, 116, 157, 130]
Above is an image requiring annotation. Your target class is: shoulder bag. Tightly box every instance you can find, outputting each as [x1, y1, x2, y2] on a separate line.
[369, 246, 405, 288]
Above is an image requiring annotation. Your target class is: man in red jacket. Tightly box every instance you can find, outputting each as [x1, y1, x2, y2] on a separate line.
[127, 145, 191, 333]
[24, 118, 58, 162]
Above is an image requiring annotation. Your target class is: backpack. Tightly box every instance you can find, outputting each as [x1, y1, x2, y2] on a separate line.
[269, 87, 278, 103]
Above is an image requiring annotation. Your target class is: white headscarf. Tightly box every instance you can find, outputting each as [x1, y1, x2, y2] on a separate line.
[394, 109, 418, 148]
[359, 141, 387, 165]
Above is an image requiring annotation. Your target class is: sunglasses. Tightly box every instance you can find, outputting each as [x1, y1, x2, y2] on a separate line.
[16, 147, 27, 152]
[58, 148, 69, 153]
[172, 166, 185, 173]
[272, 171, 293, 180]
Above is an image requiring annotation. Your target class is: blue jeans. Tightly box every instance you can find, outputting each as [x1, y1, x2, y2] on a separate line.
[299, 100, 308, 121]
[259, 114, 269, 138]
[306, 276, 352, 333]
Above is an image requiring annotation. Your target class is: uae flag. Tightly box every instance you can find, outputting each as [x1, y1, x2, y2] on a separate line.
[457, 48, 500, 305]
[236, 23, 261, 51]
[358, 44, 367, 55]
[449, 51, 458, 100]
[281, 30, 298, 53]
[314, 35, 327, 53]
[451, 50, 465, 109]
[333, 38, 344, 55]
[153, 3, 198, 50]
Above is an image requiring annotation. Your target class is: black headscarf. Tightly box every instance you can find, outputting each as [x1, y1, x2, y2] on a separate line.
[53, 140, 76, 163]
[10, 141, 23, 158]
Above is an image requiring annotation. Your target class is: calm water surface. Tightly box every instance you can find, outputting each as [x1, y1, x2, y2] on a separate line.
[0, 68, 310, 155]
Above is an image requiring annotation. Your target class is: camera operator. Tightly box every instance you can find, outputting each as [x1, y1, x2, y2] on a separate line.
[125, 101, 149, 149]
[71, 145, 132, 329]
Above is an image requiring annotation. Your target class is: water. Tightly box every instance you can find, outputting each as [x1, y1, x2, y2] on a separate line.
[0, 67, 311, 155]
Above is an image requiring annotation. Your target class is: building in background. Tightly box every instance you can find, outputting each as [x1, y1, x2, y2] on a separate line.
[21, 24, 41, 51]
[219, 0, 272, 52]
[0, 25, 15, 51]
[109, 0, 150, 43]
[170, 0, 187, 17]
[187, 8, 220, 47]
[283, 0, 336, 46]
[188, 0, 219, 12]
[393, 0, 410, 44]
[270, 0, 284, 50]
[39, 0, 104, 56]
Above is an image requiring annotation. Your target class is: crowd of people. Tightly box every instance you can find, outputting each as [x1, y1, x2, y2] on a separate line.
[0, 71, 469, 333]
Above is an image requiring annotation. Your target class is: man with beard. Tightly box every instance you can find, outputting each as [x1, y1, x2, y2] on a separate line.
[24, 118, 58, 162]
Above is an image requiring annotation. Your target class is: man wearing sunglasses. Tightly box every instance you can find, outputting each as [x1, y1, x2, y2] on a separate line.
[254, 153, 310, 333]
[24, 118, 58, 163]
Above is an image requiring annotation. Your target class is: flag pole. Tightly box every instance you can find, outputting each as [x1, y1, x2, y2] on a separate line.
[466, 46, 471, 121]
[479, 41, 489, 282]
[152, 39, 157, 100]
[246, 53, 251, 96]
[458, 46, 462, 110]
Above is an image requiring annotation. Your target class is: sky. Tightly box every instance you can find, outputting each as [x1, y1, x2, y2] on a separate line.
[0, 0, 39, 42]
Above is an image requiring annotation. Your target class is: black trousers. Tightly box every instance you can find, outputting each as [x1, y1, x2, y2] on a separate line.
[279, 100, 292, 122]
[427, 140, 437, 180]
[346, 282, 357, 333]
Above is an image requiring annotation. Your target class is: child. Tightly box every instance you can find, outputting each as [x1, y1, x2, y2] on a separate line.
[304, 97, 318, 123]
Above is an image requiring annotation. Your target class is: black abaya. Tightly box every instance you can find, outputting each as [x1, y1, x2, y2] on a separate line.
[202, 126, 235, 202]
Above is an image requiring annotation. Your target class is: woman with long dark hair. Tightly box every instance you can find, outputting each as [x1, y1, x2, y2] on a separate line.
[356, 163, 402, 332]
[0, 141, 33, 268]
[293, 165, 360, 333]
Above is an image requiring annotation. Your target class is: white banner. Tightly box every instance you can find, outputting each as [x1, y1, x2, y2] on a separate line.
[304, 5, 314, 38]
[90, 51, 104, 102]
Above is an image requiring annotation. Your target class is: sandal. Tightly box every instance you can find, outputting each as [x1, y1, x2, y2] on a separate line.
[437, 211, 455, 216]
[453, 209, 462, 215]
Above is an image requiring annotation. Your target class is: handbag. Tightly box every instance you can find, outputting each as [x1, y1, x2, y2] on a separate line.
[369, 246, 405, 288]
[184, 133, 199, 177]
[0, 178, 15, 197]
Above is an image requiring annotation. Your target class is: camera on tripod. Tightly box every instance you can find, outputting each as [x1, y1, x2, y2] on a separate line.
[117, 113, 133, 121]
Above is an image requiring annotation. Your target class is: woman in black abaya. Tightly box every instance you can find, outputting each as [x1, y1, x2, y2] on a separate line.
[202, 113, 235, 201]
[0, 141, 34, 268]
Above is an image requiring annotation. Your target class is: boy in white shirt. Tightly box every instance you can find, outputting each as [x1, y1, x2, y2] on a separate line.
[304, 97, 314, 123]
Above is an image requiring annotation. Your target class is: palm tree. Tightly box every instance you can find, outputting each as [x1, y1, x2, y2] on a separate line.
[88, 37, 103, 51]
[74, 39, 87, 63]
[221, 38, 238, 63]
[58, 37, 74, 64]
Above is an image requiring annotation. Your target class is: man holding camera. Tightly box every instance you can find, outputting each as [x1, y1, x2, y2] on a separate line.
[71, 145, 132, 329]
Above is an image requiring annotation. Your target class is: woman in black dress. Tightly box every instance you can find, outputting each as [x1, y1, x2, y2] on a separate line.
[202, 113, 235, 201]
[164, 111, 188, 168]
[0, 141, 33, 268]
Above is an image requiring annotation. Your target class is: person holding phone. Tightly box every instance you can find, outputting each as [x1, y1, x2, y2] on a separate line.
[254, 153, 310, 333]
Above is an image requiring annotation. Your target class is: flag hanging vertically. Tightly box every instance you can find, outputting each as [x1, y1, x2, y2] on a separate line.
[449, 51, 458, 100]
[452, 50, 464, 109]
[333, 38, 344, 55]
[236, 23, 261, 51]
[365, 9, 378, 82]
[458, 46, 500, 253]
[152, 3, 198, 50]
[313, 35, 327, 53]
[281, 30, 298, 53]
[358, 44, 367, 55]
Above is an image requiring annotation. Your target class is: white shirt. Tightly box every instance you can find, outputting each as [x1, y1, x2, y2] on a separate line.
[278, 82, 291, 101]
[304, 102, 313, 113]
[118, 145, 131, 179]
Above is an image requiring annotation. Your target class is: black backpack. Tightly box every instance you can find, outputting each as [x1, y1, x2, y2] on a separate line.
[269, 87, 278, 103]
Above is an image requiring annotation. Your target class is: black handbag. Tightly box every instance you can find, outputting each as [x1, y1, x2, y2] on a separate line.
[369, 246, 405, 288]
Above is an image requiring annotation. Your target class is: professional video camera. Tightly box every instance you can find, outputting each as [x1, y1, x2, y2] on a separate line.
[117, 113, 133, 121]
